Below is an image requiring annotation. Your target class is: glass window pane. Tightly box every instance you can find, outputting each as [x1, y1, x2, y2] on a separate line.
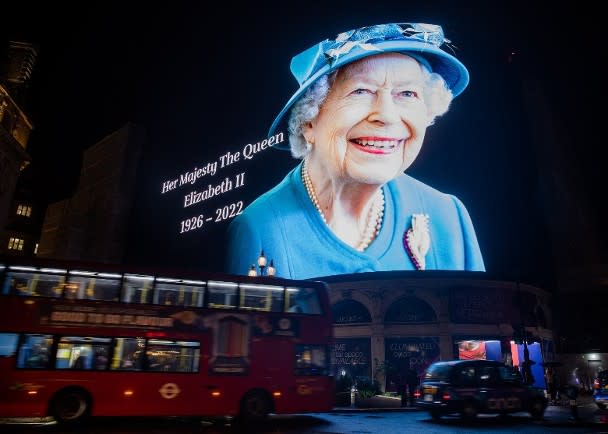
[286, 286, 321, 314]
[55, 336, 111, 370]
[154, 280, 205, 307]
[4, 270, 65, 297]
[207, 281, 237, 309]
[146, 339, 200, 373]
[111, 337, 145, 370]
[0, 333, 19, 356]
[240, 284, 284, 312]
[295, 344, 329, 376]
[17, 334, 53, 369]
[67, 274, 121, 301]
[122, 274, 154, 304]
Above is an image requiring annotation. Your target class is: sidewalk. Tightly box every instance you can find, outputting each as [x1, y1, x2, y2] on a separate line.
[332, 393, 608, 427]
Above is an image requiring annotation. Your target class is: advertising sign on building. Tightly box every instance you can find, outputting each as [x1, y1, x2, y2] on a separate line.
[331, 337, 371, 380]
[384, 337, 440, 391]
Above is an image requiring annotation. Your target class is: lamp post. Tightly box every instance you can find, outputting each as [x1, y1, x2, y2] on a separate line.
[247, 250, 276, 277]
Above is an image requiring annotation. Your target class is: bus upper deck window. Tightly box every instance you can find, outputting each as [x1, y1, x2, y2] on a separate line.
[286, 287, 321, 314]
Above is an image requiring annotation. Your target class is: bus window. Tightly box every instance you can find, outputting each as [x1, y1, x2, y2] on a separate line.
[55, 336, 112, 370]
[146, 339, 200, 372]
[112, 337, 144, 370]
[286, 287, 321, 314]
[67, 272, 122, 301]
[122, 274, 154, 304]
[5, 270, 65, 298]
[239, 283, 284, 312]
[17, 334, 53, 369]
[207, 281, 238, 309]
[3, 275, 30, 295]
[0, 333, 18, 356]
[295, 344, 330, 376]
[154, 279, 205, 307]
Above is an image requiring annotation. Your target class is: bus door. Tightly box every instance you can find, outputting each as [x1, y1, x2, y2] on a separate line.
[114, 336, 208, 416]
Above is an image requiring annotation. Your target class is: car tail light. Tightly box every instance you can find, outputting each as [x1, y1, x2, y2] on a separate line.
[414, 390, 421, 399]
[442, 392, 451, 401]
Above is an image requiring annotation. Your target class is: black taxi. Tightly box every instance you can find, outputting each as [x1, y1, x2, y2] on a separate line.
[416, 359, 547, 420]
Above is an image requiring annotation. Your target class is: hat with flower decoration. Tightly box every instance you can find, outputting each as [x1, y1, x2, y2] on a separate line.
[269, 22, 469, 147]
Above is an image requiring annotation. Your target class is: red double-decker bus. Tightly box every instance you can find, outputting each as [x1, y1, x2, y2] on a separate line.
[0, 258, 334, 424]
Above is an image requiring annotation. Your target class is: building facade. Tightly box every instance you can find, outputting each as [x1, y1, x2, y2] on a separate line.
[0, 41, 37, 245]
[323, 271, 554, 391]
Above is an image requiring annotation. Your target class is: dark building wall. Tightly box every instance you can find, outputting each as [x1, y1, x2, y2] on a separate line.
[37, 122, 145, 263]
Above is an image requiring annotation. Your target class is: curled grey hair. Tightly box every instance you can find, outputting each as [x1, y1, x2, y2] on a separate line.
[287, 63, 453, 159]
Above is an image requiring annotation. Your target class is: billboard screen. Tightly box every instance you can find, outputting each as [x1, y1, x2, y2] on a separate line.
[130, 19, 499, 280]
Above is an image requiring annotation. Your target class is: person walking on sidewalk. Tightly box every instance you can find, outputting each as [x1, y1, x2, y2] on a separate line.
[401, 368, 418, 407]
[566, 377, 581, 421]
[546, 367, 557, 404]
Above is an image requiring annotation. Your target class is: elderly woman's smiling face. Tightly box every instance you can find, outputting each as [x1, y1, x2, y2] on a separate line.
[305, 53, 430, 185]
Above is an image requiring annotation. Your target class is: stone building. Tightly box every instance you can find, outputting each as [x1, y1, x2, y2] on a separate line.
[323, 271, 553, 391]
[0, 41, 37, 247]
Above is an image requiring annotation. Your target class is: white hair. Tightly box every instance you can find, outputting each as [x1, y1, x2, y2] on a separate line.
[287, 62, 453, 159]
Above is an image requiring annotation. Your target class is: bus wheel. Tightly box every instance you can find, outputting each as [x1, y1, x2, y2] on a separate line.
[239, 390, 271, 423]
[50, 388, 91, 424]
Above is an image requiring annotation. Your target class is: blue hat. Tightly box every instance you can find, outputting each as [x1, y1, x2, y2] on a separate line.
[269, 23, 469, 148]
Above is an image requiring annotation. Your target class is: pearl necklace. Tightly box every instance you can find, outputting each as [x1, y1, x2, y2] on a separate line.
[301, 160, 384, 251]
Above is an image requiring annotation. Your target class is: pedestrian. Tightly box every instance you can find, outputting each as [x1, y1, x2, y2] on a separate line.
[406, 368, 418, 406]
[546, 367, 557, 404]
[566, 377, 581, 421]
[398, 372, 407, 407]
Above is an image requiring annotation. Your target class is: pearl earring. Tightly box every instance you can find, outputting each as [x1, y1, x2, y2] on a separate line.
[305, 141, 312, 152]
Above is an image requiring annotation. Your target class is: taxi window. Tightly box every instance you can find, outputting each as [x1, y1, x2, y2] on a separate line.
[499, 365, 523, 382]
[424, 364, 451, 381]
[453, 366, 476, 386]
[477, 365, 499, 385]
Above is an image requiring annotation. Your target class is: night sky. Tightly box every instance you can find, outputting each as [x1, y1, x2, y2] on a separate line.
[2, 1, 605, 289]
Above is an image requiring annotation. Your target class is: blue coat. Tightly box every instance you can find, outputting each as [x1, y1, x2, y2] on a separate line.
[226, 162, 484, 279]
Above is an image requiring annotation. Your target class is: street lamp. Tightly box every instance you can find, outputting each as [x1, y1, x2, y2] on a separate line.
[247, 250, 276, 277]
[258, 250, 267, 275]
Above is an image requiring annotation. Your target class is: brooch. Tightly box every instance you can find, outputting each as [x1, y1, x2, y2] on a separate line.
[403, 214, 430, 270]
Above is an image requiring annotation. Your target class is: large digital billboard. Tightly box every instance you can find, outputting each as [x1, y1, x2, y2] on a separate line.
[140, 21, 494, 280]
[110, 5, 595, 284]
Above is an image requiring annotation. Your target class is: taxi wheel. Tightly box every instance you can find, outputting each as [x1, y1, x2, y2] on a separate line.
[529, 398, 546, 420]
[461, 401, 478, 421]
[597, 402, 607, 410]
[430, 409, 442, 420]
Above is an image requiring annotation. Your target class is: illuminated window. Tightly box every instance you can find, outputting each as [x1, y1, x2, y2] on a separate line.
[7, 237, 25, 251]
[16, 204, 32, 217]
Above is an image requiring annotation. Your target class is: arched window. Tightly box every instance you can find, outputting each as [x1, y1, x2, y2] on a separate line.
[331, 299, 371, 324]
[384, 296, 437, 323]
